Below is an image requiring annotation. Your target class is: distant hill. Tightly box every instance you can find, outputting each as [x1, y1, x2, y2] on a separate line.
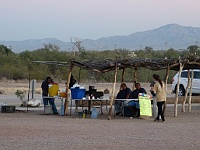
[0, 38, 73, 53]
[1, 24, 200, 53]
[81, 24, 200, 50]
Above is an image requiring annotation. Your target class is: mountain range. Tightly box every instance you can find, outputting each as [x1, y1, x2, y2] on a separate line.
[1, 24, 200, 53]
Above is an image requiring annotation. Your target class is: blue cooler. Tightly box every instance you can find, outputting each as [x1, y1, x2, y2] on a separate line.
[71, 88, 86, 99]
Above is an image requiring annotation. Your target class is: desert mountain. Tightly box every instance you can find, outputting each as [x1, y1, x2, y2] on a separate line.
[1, 24, 200, 52]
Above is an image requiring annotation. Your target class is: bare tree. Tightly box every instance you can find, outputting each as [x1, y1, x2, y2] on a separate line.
[70, 38, 85, 55]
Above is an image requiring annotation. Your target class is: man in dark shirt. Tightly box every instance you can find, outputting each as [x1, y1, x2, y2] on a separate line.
[128, 83, 147, 117]
[115, 83, 132, 115]
[131, 83, 147, 99]
[41, 77, 58, 114]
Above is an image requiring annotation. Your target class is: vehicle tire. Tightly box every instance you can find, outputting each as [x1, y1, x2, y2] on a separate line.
[179, 85, 185, 96]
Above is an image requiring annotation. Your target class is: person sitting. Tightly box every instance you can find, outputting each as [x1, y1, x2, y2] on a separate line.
[128, 83, 147, 117]
[115, 83, 132, 115]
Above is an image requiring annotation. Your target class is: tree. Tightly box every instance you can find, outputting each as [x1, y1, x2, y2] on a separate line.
[70, 38, 85, 55]
[0, 44, 13, 56]
[43, 44, 60, 52]
[144, 46, 153, 53]
[165, 48, 179, 58]
[187, 45, 199, 54]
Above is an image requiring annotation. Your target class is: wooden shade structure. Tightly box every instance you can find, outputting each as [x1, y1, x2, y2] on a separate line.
[31, 54, 200, 118]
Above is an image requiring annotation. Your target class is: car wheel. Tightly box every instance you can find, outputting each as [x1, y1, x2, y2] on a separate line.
[179, 86, 185, 96]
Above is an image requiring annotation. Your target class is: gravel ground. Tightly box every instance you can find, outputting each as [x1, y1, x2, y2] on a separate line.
[1, 80, 200, 150]
[0, 105, 200, 150]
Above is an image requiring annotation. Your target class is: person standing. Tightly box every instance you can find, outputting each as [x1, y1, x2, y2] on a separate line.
[41, 76, 58, 114]
[151, 74, 166, 122]
[115, 83, 132, 115]
[150, 81, 156, 96]
[65, 74, 76, 89]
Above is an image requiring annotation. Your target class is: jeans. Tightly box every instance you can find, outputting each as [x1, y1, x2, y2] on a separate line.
[156, 101, 165, 121]
[114, 100, 122, 113]
[43, 98, 58, 114]
[128, 101, 140, 109]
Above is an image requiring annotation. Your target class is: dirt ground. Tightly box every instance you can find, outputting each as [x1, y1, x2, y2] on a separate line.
[0, 105, 200, 150]
[0, 79, 200, 150]
[1, 78, 200, 104]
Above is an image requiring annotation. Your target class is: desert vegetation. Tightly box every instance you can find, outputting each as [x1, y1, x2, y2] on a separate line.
[0, 44, 199, 83]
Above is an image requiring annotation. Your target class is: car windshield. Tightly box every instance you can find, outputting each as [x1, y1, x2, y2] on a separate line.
[181, 70, 200, 79]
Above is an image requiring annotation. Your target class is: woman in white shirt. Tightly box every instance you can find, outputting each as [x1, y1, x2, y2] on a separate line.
[151, 74, 166, 122]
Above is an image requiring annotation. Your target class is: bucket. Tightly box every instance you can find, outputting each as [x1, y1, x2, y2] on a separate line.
[44, 105, 53, 114]
[78, 112, 83, 116]
[48, 83, 59, 97]
[91, 108, 99, 119]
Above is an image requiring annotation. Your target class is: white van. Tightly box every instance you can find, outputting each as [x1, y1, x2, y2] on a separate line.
[172, 70, 200, 96]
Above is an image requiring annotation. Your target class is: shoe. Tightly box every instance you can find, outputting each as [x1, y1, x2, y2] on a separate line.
[115, 112, 121, 115]
[54, 112, 59, 115]
[154, 119, 159, 122]
[136, 113, 140, 118]
[133, 111, 138, 118]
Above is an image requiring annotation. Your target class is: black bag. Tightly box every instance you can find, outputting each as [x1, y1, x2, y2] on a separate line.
[122, 106, 139, 117]
[123, 106, 134, 117]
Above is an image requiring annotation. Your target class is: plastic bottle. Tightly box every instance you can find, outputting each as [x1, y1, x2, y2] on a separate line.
[82, 110, 86, 118]
[60, 98, 64, 116]
[91, 107, 98, 119]
[58, 90, 60, 97]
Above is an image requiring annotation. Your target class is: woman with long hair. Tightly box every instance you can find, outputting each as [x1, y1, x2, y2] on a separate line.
[151, 74, 166, 122]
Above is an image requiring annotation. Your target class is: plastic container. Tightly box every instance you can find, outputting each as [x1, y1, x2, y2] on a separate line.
[60, 92, 67, 97]
[59, 106, 64, 116]
[103, 94, 110, 99]
[0, 102, 6, 112]
[71, 88, 86, 99]
[44, 105, 53, 114]
[1, 106, 15, 113]
[48, 83, 59, 97]
[91, 107, 99, 119]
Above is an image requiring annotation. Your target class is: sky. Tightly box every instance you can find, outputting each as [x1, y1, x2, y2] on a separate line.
[1, 0, 200, 42]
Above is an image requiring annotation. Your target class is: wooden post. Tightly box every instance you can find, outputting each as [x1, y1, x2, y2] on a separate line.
[188, 70, 194, 112]
[164, 64, 170, 115]
[119, 68, 125, 91]
[165, 64, 170, 91]
[64, 61, 73, 115]
[182, 70, 190, 112]
[108, 62, 118, 120]
[174, 62, 184, 117]
[27, 63, 31, 113]
[121, 68, 125, 83]
[132, 68, 137, 91]
[78, 67, 81, 84]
